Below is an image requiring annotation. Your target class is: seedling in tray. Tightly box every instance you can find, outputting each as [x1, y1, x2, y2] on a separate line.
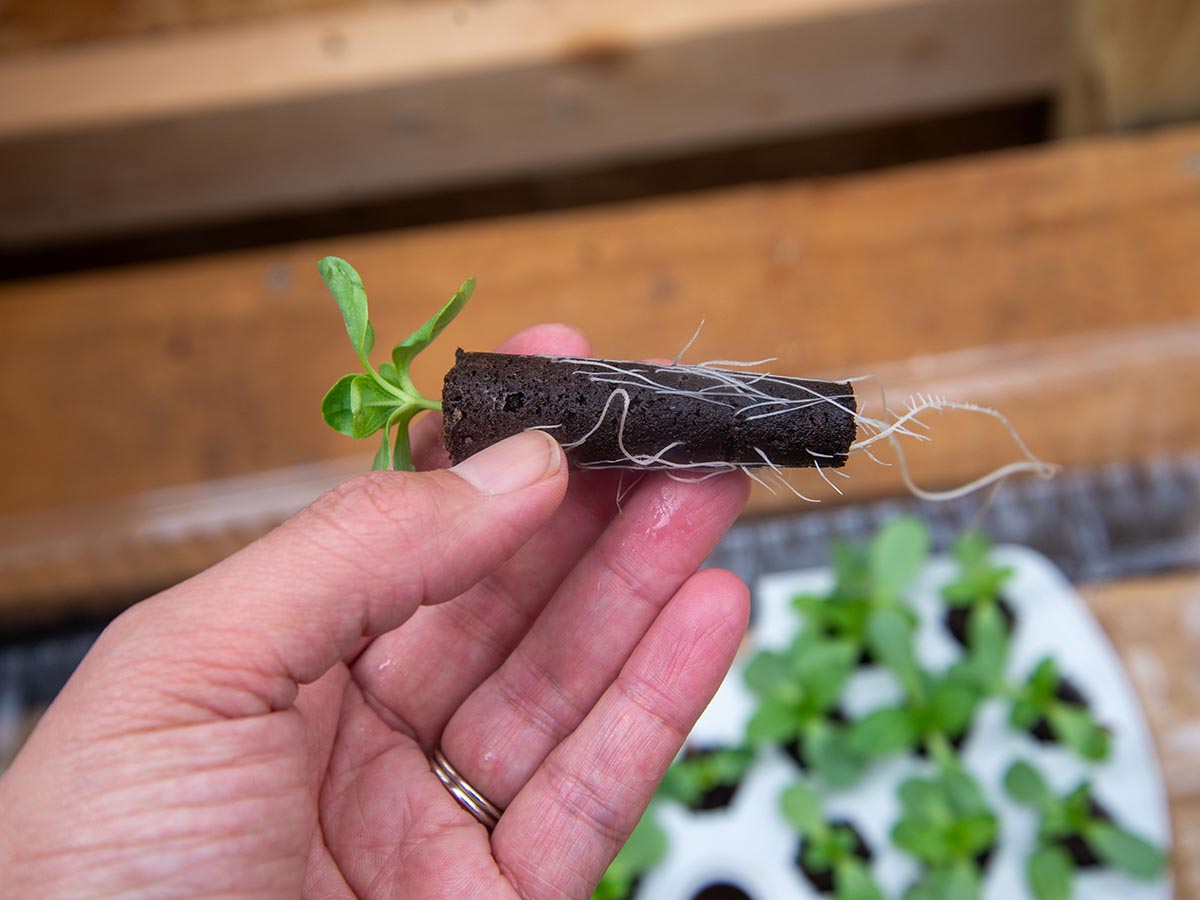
[1010, 658, 1111, 761]
[743, 630, 865, 786]
[780, 782, 883, 900]
[792, 517, 929, 665]
[892, 761, 999, 900]
[941, 531, 1017, 649]
[848, 608, 982, 761]
[1004, 760, 1166, 900]
[658, 743, 756, 811]
[319, 258, 1055, 500]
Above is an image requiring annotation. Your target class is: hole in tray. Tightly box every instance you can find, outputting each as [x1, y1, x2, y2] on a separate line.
[943, 596, 1018, 647]
[689, 881, 755, 900]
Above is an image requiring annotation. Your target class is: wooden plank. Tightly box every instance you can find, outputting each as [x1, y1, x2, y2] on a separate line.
[2, 123, 1197, 516]
[1, 125, 1199, 619]
[1081, 573, 1200, 898]
[0, 0, 1068, 245]
[1059, 0, 1200, 135]
[0, 1, 363, 53]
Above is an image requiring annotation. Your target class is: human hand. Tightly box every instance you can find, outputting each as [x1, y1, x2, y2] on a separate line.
[0, 324, 751, 899]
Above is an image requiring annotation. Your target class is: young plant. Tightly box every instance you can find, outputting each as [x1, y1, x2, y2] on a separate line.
[591, 806, 669, 900]
[941, 531, 1017, 650]
[1010, 658, 1110, 761]
[321, 259, 1057, 497]
[780, 782, 883, 900]
[848, 607, 982, 761]
[1004, 760, 1166, 899]
[792, 517, 930, 660]
[743, 630, 865, 786]
[320, 256, 474, 470]
[892, 762, 999, 900]
[657, 744, 756, 811]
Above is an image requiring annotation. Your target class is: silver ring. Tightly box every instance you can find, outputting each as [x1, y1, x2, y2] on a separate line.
[430, 747, 502, 830]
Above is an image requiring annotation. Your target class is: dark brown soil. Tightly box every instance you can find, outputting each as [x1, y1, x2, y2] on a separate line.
[443, 350, 857, 468]
[689, 883, 755, 900]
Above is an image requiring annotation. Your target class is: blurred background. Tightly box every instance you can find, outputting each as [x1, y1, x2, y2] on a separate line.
[0, 0, 1198, 893]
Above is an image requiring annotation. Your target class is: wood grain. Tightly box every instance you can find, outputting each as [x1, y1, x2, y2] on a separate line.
[1059, 0, 1200, 135]
[0, 0, 1067, 244]
[1082, 573, 1200, 898]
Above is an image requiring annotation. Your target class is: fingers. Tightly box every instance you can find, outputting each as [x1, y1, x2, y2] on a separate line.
[437, 470, 749, 807]
[493, 569, 750, 900]
[73, 431, 569, 725]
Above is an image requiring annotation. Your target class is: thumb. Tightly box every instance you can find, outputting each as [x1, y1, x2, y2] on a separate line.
[81, 430, 568, 718]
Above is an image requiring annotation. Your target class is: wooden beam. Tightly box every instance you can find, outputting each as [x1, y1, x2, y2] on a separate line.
[0, 0, 1067, 245]
[1059, 0, 1200, 135]
[1081, 573, 1200, 897]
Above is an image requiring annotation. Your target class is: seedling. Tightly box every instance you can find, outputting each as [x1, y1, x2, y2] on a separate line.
[658, 744, 756, 811]
[591, 806, 668, 900]
[892, 762, 999, 900]
[941, 531, 1017, 650]
[1010, 658, 1110, 761]
[743, 630, 865, 786]
[848, 607, 981, 760]
[1004, 760, 1166, 899]
[780, 782, 883, 900]
[792, 517, 929, 661]
[320, 259, 1056, 501]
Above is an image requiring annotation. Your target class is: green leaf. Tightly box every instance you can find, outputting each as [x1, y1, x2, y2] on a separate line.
[390, 407, 417, 471]
[1027, 845, 1074, 900]
[349, 374, 399, 439]
[747, 697, 801, 744]
[372, 426, 393, 470]
[848, 706, 918, 757]
[966, 602, 1009, 684]
[893, 819, 951, 866]
[1029, 658, 1060, 698]
[1048, 705, 1111, 761]
[392, 276, 476, 385]
[928, 675, 980, 738]
[744, 649, 790, 697]
[1085, 822, 1166, 879]
[657, 763, 704, 807]
[868, 516, 929, 600]
[905, 865, 981, 900]
[939, 765, 991, 817]
[1010, 696, 1041, 730]
[1003, 761, 1053, 811]
[808, 726, 866, 788]
[319, 256, 374, 364]
[378, 361, 403, 387]
[780, 782, 824, 836]
[835, 859, 884, 900]
[322, 374, 359, 436]
[866, 608, 922, 697]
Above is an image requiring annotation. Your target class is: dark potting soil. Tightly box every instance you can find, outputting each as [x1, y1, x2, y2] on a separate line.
[689, 882, 755, 900]
[784, 710, 849, 770]
[944, 596, 1017, 648]
[1059, 796, 1114, 868]
[443, 351, 857, 469]
[795, 820, 872, 894]
[1029, 678, 1089, 743]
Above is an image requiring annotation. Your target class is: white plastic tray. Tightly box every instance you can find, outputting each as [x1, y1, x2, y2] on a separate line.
[640, 546, 1173, 899]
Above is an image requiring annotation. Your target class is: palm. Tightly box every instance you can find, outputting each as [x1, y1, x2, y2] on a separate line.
[0, 326, 750, 900]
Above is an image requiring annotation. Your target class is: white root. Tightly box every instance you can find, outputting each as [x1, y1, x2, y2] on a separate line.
[523, 338, 1057, 503]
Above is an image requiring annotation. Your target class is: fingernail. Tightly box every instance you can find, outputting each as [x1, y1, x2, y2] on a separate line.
[452, 431, 562, 494]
